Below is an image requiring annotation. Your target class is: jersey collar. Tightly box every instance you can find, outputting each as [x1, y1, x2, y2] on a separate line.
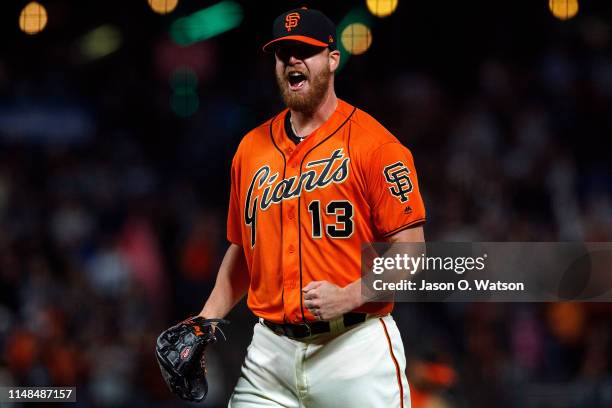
[272, 99, 355, 163]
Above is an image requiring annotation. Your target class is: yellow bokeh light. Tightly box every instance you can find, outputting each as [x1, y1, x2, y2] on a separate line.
[19, 2, 48, 35]
[366, 0, 399, 18]
[341, 23, 373, 56]
[549, 0, 579, 21]
[148, 0, 179, 15]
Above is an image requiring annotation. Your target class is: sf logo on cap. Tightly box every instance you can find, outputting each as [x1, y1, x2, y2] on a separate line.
[384, 161, 414, 203]
[285, 12, 300, 32]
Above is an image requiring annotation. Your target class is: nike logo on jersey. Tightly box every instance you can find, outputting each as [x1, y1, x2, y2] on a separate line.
[244, 148, 350, 247]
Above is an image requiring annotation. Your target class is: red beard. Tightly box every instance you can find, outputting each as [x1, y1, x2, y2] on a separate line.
[276, 68, 331, 114]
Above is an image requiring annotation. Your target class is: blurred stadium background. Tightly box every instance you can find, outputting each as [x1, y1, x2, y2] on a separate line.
[1, 0, 612, 407]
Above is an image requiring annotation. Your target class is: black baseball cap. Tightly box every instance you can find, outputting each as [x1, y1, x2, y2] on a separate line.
[262, 7, 337, 52]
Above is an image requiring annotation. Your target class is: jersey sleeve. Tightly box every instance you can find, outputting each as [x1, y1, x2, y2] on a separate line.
[226, 152, 243, 245]
[365, 142, 426, 237]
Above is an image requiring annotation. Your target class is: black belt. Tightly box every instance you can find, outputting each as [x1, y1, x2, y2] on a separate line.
[262, 313, 368, 339]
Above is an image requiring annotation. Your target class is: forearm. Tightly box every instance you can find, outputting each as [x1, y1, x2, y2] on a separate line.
[346, 226, 426, 308]
[342, 274, 404, 309]
[343, 278, 366, 309]
[199, 243, 249, 319]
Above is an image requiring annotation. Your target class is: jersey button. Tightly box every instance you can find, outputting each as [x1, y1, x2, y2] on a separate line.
[288, 208, 295, 219]
[287, 148, 294, 154]
[288, 244, 295, 253]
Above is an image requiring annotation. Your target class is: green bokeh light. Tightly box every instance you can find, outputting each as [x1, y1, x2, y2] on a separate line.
[170, 89, 199, 117]
[170, 0, 243, 46]
[169, 66, 198, 90]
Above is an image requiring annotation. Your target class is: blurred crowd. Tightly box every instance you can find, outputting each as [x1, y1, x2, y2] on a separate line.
[1, 2, 612, 407]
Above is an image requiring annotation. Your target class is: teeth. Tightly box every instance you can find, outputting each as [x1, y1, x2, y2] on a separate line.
[287, 71, 306, 87]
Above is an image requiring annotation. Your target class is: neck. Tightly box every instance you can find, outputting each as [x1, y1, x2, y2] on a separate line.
[290, 89, 338, 137]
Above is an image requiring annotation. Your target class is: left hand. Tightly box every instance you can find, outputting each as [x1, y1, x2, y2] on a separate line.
[302, 281, 359, 321]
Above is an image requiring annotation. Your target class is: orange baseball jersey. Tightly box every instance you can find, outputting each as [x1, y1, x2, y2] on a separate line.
[227, 99, 426, 323]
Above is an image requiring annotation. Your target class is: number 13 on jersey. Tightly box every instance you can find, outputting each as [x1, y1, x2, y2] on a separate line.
[307, 200, 354, 239]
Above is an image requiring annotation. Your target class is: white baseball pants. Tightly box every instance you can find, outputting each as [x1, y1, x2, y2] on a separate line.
[228, 314, 410, 408]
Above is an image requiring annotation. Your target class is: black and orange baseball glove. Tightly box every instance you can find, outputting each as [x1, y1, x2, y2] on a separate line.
[155, 316, 229, 402]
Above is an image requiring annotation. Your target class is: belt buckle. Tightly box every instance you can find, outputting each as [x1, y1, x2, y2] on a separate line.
[298, 322, 312, 338]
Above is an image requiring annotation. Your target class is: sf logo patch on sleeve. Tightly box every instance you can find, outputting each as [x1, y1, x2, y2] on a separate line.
[383, 161, 413, 203]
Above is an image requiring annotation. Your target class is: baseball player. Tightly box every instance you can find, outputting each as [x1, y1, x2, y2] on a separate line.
[199, 8, 426, 407]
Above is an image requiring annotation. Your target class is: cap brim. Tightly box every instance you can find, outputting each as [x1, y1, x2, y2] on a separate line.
[262, 36, 328, 52]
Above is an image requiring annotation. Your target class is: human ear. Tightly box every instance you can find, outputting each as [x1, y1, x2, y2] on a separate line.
[328, 50, 340, 73]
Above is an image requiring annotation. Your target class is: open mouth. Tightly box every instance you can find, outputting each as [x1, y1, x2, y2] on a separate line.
[287, 71, 307, 90]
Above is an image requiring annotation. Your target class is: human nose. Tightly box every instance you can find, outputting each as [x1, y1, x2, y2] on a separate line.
[287, 55, 302, 66]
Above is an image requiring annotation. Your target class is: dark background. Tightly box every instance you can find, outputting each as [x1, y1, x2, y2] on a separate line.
[1, 0, 611, 407]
